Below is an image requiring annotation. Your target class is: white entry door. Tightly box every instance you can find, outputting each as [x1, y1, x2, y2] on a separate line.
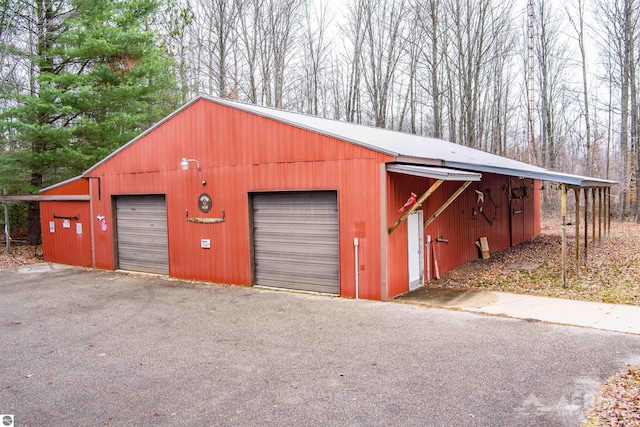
[407, 210, 424, 290]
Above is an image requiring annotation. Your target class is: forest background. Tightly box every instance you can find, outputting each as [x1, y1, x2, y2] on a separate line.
[1, 0, 639, 244]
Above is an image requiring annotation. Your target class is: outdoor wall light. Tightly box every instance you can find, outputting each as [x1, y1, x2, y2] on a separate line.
[180, 158, 201, 171]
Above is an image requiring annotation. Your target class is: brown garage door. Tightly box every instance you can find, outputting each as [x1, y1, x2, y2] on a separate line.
[115, 195, 169, 275]
[252, 191, 339, 294]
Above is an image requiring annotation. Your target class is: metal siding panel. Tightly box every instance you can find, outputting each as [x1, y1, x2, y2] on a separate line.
[253, 192, 339, 294]
[40, 201, 92, 267]
[115, 195, 169, 274]
[41, 177, 90, 196]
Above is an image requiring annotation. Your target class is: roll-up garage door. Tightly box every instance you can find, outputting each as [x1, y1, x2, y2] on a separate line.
[252, 191, 339, 294]
[115, 195, 169, 275]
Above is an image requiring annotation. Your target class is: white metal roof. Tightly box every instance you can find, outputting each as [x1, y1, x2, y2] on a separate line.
[82, 96, 616, 188]
[206, 97, 614, 188]
[387, 165, 481, 181]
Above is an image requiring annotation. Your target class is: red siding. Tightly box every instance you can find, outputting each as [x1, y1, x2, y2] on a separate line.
[386, 172, 541, 298]
[39, 177, 92, 267]
[41, 177, 89, 196]
[40, 201, 92, 267]
[86, 99, 393, 300]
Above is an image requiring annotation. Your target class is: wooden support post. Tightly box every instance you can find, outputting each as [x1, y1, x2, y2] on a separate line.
[598, 188, 602, 244]
[561, 184, 567, 288]
[584, 188, 588, 266]
[574, 188, 580, 275]
[591, 188, 596, 250]
[607, 187, 611, 239]
[388, 179, 444, 234]
[423, 181, 473, 229]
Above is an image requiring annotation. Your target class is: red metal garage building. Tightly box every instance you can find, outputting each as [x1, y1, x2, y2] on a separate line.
[40, 96, 597, 300]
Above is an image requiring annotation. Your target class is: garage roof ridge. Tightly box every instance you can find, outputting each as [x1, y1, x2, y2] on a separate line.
[79, 95, 617, 189]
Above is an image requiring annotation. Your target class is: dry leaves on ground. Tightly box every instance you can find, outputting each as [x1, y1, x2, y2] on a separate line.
[0, 243, 43, 269]
[582, 366, 640, 427]
[436, 221, 640, 306]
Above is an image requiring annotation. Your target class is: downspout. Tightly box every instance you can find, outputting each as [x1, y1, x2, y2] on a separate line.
[425, 234, 432, 283]
[354, 237, 359, 299]
[88, 177, 97, 268]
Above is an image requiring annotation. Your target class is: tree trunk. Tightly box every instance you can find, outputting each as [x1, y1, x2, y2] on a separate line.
[27, 173, 42, 245]
[619, 0, 632, 220]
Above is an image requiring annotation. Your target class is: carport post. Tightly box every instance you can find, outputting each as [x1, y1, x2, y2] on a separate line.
[561, 184, 567, 288]
[591, 188, 596, 250]
[574, 188, 580, 275]
[584, 188, 588, 266]
[598, 188, 602, 244]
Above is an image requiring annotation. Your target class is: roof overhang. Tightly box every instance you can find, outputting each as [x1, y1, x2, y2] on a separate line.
[0, 195, 90, 202]
[443, 161, 616, 188]
[387, 164, 481, 181]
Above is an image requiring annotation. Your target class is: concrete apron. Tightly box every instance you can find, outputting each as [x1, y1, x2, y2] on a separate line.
[398, 288, 640, 335]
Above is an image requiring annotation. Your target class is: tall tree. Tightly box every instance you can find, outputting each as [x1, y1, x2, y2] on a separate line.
[596, 0, 639, 220]
[0, 0, 176, 244]
[361, 0, 407, 128]
[565, 0, 593, 176]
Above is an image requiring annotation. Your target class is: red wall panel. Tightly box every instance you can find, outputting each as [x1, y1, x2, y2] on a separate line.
[41, 177, 89, 196]
[85, 99, 393, 300]
[40, 201, 92, 267]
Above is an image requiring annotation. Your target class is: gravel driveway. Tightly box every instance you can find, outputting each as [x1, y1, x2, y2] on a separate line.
[1, 264, 639, 426]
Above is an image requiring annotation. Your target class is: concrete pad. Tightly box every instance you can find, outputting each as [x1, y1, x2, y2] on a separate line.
[399, 288, 640, 335]
[467, 292, 640, 335]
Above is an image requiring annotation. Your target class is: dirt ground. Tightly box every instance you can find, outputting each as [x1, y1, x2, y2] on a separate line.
[433, 221, 640, 306]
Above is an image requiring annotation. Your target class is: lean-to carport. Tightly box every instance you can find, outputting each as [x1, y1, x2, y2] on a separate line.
[441, 165, 616, 288]
[0, 193, 90, 251]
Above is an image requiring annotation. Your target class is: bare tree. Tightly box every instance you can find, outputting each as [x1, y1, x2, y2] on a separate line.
[565, 0, 593, 176]
[265, 0, 304, 108]
[341, 0, 367, 123]
[595, 0, 639, 220]
[360, 0, 408, 128]
[411, 0, 443, 138]
[156, 0, 196, 103]
[302, 0, 331, 115]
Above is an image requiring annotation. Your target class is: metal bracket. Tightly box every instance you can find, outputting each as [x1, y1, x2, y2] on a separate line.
[53, 212, 80, 220]
[186, 209, 225, 224]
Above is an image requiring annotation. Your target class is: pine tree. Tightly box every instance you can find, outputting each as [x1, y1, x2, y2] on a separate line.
[0, 0, 177, 244]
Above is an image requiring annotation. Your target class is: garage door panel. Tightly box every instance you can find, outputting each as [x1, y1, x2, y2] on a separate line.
[253, 191, 339, 295]
[116, 195, 169, 275]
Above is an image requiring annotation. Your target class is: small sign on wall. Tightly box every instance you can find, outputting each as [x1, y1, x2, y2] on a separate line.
[62, 219, 71, 229]
[201, 239, 211, 249]
[49, 221, 55, 233]
[76, 223, 83, 235]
